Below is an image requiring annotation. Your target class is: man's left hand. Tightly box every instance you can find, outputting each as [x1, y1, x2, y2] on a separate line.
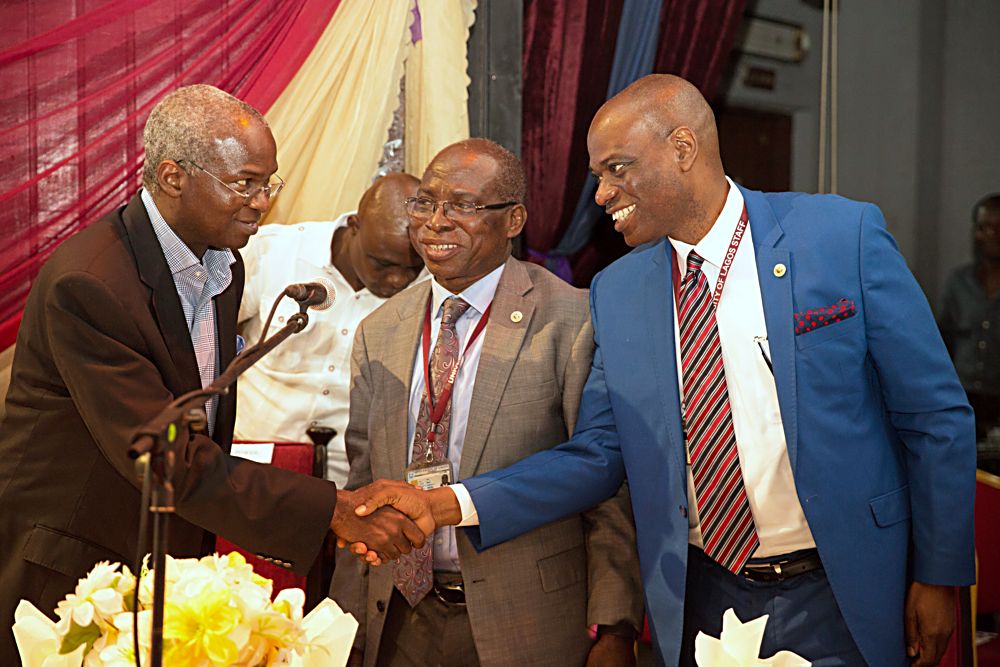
[904, 581, 955, 666]
[586, 634, 636, 667]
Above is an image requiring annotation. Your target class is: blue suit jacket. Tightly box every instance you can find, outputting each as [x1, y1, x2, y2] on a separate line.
[463, 186, 976, 667]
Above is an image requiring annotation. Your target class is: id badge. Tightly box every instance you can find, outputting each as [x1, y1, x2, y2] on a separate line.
[404, 458, 453, 491]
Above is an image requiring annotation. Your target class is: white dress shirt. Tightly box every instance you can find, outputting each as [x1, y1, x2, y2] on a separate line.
[670, 178, 814, 557]
[452, 180, 815, 558]
[407, 264, 505, 572]
[235, 215, 387, 487]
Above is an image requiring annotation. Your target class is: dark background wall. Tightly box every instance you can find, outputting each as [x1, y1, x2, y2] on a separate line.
[719, 0, 1000, 309]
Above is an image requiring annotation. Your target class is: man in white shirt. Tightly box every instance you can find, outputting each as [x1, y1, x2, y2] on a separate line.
[235, 173, 424, 486]
[352, 76, 975, 667]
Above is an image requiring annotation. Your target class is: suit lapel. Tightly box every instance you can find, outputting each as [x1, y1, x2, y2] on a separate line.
[740, 185, 799, 471]
[459, 257, 533, 479]
[642, 241, 687, 479]
[382, 283, 428, 481]
[121, 195, 201, 396]
[213, 254, 242, 448]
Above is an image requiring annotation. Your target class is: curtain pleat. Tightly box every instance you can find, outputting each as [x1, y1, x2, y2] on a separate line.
[262, 0, 415, 225]
[0, 0, 342, 349]
[404, 0, 477, 178]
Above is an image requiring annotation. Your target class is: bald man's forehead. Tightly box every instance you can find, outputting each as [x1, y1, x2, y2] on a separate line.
[421, 150, 501, 198]
[588, 113, 660, 167]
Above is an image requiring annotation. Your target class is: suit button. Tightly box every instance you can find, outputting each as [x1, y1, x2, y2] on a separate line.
[376, 600, 386, 612]
[679, 506, 687, 518]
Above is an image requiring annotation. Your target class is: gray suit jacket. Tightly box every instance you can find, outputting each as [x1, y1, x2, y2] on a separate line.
[331, 257, 643, 666]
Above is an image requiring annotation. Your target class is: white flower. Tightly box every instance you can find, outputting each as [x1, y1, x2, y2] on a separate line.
[17, 554, 334, 667]
[55, 562, 129, 636]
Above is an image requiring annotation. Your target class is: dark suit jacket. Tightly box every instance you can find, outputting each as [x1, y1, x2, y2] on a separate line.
[0, 194, 338, 661]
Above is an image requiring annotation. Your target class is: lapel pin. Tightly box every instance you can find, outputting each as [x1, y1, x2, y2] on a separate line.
[510, 310, 523, 323]
[773, 263, 787, 278]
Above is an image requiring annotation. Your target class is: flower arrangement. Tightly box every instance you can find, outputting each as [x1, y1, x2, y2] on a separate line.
[13, 552, 357, 667]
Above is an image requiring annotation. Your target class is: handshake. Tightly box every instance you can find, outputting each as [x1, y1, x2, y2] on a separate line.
[328, 480, 463, 565]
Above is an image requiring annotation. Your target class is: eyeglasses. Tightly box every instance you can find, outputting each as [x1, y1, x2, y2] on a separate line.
[404, 196, 517, 223]
[177, 159, 285, 203]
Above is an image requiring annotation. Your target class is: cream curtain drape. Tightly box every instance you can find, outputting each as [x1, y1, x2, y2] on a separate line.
[263, 0, 415, 224]
[263, 0, 477, 225]
[405, 0, 477, 177]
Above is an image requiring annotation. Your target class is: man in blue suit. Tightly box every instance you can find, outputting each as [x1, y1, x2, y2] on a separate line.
[352, 74, 975, 666]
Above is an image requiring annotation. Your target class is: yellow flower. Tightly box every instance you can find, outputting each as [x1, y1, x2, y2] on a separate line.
[163, 584, 245, 666]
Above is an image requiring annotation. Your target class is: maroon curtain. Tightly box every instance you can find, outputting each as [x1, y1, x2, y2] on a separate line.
[567, 0, 747, 286]
[654, 0, 747, 96]
[520, 0, 623, 255]
[0, 0, 341, 349]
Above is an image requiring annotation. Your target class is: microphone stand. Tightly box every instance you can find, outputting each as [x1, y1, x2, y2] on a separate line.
[127, 308, 311, 667]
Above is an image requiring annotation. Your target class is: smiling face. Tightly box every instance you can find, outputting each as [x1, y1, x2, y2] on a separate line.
[587, 109, 696, 247]
[410, 147, 525, 294]
[159, 117, 278, 258]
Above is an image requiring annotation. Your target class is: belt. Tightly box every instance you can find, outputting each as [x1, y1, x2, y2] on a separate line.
[432, 577, 466, 605]
[741, 549, 823, 583]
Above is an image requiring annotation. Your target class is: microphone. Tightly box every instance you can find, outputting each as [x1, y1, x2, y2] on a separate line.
[284, 277, 336, 311]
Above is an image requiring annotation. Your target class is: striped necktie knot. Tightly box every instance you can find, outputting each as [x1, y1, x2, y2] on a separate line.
[686, 251, 706, 275]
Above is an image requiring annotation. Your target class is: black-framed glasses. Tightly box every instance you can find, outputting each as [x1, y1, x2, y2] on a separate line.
[404, 196, 517, 222]
[177, 159, 285, 203]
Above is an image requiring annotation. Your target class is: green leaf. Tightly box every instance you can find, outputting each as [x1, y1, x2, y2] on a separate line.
[60, 621, 102, 655]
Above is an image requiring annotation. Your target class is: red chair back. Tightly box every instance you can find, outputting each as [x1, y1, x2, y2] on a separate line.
[977, 469, 1000, 614]
[216, 441, 323, 600]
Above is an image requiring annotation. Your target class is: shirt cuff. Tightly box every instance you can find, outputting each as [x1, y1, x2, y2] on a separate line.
[449, 483, 479, 526]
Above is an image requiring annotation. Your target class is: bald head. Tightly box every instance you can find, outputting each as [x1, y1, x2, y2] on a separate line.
[358, 172, 420, 235]
[339, 172, 423, 299]
[594, 74, 722, 172]
[587, 74, 729, 246]
[429, 138, 527, 204]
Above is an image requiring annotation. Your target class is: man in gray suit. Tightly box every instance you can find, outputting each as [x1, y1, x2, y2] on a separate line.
[330, 138, 643, 666]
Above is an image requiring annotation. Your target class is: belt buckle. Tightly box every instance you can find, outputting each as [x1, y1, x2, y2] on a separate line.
[433, 581, 466, 606]
[741, 559, 786, 582]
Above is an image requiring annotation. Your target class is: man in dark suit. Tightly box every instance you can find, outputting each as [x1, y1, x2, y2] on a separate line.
[0, 84, 420, 661]
[353, 75, 975, 667]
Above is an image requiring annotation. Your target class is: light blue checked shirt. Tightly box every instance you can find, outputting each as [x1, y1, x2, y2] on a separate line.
[141, 189, 236, 433]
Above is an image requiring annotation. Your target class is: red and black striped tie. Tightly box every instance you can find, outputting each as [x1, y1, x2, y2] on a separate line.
[678, 251, 759, 573]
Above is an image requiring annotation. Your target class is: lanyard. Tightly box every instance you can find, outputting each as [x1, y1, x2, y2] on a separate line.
[420, 298, 493, 444]
[671, 203, 749, 309]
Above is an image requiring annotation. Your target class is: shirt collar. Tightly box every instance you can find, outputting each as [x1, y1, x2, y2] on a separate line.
[429, 262, 506, 320]
[669, 176, 744, 273]
[140, 188, 236, 276]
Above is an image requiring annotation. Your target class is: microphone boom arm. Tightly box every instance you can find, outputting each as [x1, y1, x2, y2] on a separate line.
[128, 310, 310, 459]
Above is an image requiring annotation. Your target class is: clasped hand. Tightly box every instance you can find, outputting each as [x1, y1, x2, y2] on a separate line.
[329, 481, 454, 565]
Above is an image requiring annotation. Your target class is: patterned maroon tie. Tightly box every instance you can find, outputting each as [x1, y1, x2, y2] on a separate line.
[678, 252, 759, 573]
[393, 296, 471, 606]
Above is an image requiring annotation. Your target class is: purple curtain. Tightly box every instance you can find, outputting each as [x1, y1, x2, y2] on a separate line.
[568, 0, 747, 286]
[655, 0, 746, 96]
[520, 0, 623, 255]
